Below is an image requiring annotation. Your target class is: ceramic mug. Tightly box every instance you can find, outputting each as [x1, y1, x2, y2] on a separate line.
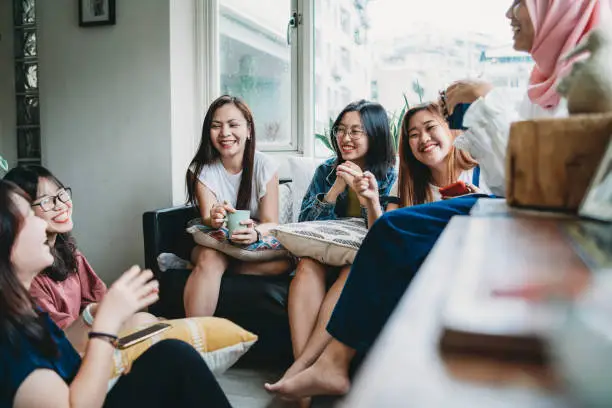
[226, 210, 251, 236]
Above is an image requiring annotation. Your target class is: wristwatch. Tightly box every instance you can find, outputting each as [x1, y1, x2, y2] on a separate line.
[82, 303, 95, 327]
[254, 228, 262, 243]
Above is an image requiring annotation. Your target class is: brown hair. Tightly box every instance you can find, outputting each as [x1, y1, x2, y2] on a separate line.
[397, 102, 477, 207]
[0, 180, 57, 356]
[186, 95, 256, 211]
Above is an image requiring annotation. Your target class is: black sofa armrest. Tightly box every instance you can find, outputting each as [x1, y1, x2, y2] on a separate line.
[143, 205, 199, 279]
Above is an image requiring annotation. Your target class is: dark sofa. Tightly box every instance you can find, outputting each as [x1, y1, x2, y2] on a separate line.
[142, 204, 294, 367]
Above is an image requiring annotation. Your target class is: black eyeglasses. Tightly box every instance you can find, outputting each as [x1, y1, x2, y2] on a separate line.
[32, 188, 72, 212]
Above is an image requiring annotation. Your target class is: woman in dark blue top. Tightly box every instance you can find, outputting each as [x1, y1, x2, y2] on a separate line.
[279, 100, 396, 390]
[0, 180, 231, 408]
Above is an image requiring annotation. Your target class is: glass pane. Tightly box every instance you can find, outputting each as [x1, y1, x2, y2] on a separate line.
[14, 28, 37, 58]
[16, 95, 39, 126]
[13, 0, 36, 26]
[314, 0, 533, 157]
[15, 61, 38, 93]
[219, 0, 291, 147]
[17, 128, 41, 159]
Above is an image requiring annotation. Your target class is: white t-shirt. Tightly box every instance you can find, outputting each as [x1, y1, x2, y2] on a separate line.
[195, 151, 278, 220]
[388, 168, 491, 203]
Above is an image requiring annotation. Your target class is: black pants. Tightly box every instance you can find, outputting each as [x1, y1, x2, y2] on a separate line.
[105, 339, 232, 408]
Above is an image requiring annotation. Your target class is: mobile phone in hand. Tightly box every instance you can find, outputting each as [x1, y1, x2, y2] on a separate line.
[439, 181, 470, 197]
[117, 322, 171, 349]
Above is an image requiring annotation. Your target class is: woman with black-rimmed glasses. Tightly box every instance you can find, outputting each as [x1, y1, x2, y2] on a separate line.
[4, 165, 157, 353]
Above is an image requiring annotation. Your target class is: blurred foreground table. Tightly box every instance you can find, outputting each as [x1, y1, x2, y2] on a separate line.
[337, 201, 610, 408]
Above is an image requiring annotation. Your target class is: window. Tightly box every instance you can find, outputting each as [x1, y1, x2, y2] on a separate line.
[201, 0, 530, 158]
[13, 0, 41, 165]
[340, 8, 350, 35]
[313, 0, 531, 158]
[218, 0, 295, 150]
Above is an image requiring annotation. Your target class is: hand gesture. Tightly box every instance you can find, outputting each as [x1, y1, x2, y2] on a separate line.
[210, 201, 235, 229]
[443, 80, 493, 115]
[336, 161, 363, 188]
[230, 219, 258, 245]
[353, 171, 379, 205]
[93, 266, 159, 334]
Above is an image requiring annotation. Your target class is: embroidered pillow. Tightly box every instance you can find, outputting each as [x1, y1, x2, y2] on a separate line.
[271, 218, 368, 266]
[187, 219, 290, 262]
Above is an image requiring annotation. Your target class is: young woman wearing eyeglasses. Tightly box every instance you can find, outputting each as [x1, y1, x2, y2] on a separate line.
[280, 100, 396, 395]
[4, 165, 157, 353]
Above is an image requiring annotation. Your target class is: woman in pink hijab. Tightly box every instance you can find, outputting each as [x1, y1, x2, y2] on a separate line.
[446, 0, 603, 196]
[265, 0, 605, 402]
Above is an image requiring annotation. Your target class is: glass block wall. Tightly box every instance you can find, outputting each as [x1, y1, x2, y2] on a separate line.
[13, 0, 41, 165]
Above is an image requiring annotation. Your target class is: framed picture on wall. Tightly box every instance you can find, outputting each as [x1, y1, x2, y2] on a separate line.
[579, 136, 612, 222]
[79, 0, 116, 27]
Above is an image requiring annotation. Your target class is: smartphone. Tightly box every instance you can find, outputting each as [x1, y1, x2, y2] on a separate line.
[439, 181, 470, 197]
[447, 103, 470, 130]
[117, 322, 171, 349]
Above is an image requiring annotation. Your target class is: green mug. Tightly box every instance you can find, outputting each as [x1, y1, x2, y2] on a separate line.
[226, 210, 251, 237]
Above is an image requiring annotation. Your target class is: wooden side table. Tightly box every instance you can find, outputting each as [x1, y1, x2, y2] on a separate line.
[338, 214, 593, 408]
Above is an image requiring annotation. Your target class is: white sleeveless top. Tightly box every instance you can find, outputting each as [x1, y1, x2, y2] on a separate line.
[195, 151, 278, 220]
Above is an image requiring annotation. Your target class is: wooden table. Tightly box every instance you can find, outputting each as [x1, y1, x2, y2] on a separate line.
[337, 211, 599, 408]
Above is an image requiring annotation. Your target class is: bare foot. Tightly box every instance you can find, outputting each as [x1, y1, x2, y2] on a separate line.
[264, 358, 350, 399]
[279, 360, 309, 383]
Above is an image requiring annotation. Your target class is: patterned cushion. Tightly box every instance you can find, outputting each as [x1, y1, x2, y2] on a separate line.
[278, 182, 293, 225]
[186, 219, 290, 262]
[271, 218, 368, 266]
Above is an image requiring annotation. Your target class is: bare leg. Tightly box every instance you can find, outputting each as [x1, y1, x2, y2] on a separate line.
[278, 265, 350, 381]
[184, 246, 229, 317]
[288, 259, 328, 366]
[265, 339, 354, 399]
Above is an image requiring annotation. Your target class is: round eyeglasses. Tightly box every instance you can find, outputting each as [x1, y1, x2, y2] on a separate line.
[32, 188, 72, 212]
[332, 127, 365, 140]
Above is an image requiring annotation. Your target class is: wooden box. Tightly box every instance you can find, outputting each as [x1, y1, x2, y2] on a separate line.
[506, 113, 612, 211]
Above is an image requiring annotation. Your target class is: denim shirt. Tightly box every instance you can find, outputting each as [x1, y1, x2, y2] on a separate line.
[299, 158, 397, 222]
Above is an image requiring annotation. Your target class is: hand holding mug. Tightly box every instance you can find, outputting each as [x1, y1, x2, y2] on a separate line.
[230, 218, 258, 245]
[210, 201, 235, 229]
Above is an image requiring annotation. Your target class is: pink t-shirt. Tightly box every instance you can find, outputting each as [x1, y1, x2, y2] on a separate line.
[30, 253, 107, 329]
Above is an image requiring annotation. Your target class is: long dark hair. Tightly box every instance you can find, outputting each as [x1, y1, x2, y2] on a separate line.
[186, 95, 256, 210]
[398, 103, 477, 207]
[4, 165, 79, 282]
[330, 100, 396, 180]
[0, 180, 57, 356]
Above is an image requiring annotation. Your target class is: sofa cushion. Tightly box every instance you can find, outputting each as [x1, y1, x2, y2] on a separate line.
[111, 317, 257, 385]
[287, 157, 325, 222]
[271, 218, 368, 266]
[187, 219, 290, 262]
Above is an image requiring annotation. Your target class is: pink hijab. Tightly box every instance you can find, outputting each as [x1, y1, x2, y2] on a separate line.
[526, 0, 601, 109]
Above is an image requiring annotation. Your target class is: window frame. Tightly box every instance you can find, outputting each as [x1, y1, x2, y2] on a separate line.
[196, 0, 314, 155]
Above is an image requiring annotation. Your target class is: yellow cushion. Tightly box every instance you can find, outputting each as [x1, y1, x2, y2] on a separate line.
[111, 317, 257, 379]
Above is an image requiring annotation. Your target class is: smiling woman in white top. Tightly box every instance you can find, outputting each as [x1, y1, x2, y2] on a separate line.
[184, 95, 291, 317]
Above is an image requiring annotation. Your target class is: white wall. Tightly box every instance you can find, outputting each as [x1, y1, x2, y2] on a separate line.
[38, 0, 174, 283]
[0, 1, 17, 167]
[170, 0, 198, 206]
